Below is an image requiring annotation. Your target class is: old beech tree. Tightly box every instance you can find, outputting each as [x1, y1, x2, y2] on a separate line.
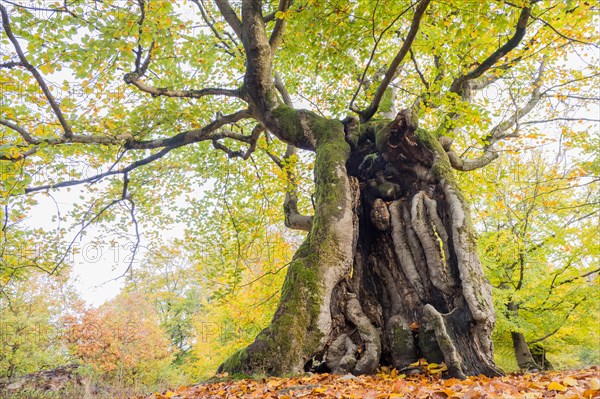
[0, 0, 597, 378]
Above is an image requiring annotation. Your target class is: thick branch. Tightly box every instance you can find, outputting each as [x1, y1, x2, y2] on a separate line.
[214, 0, 243, 40]
[283, 192, 313, 232]
[449, 6, 531, 96]
[359, 0, 431, 123]
[125, 109, 252, 149]
[269, 0, 291, 51]
[447, 150, 498, 172]
[272, 77, 314, 231]
[242, 0, 278, 116]
[124, 73, 243, 100]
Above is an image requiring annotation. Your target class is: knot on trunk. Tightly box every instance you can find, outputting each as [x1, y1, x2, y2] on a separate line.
[370, 198, 390, 231]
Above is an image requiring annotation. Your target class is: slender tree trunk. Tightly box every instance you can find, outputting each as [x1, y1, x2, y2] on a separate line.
[529, 343, 553, 370]
[511, 332, 539, 371]
[507, 302, 540, 371]
[220, 109, 502, 378]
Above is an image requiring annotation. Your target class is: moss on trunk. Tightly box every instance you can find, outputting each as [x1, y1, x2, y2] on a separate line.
[220, 109, 502, 378]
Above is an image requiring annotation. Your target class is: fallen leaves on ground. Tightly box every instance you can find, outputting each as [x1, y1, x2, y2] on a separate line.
[133, 366, 599, 399]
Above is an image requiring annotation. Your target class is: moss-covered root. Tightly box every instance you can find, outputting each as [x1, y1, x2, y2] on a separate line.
[220, 108, 358, 377]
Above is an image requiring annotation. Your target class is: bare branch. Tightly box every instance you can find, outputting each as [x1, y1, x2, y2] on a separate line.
[348, 3, 414, 113]
[486, 58, 547, 143]
[519, 117, 600, 126]
[445, 59, 548, 172]
[0, 4, 73, 138]
[212, 124, 263, 160]
[24, 147, 173, 194]
[274, 72, 293, 106]
[531, 14, 599, 48]
[358, 0, 431, 123]
[409, 48, 429, 90]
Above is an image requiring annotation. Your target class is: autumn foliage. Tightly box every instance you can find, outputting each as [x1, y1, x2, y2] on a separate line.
[139, 366, 600, 399]
[64, 291, 174, 386]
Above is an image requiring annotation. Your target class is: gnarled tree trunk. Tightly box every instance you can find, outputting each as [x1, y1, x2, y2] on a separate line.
[219, 108, 502, 378]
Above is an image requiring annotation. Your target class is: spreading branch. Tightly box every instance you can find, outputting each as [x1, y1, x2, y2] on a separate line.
[449, 6, 531, 96]
[125, 109, 252, 149]
[446, 58, 547, 171]
[124, 73, 244, 100]
[0, 4, 73, 138]
[17, 109, 252, 193]
[358, 0, 431, 123]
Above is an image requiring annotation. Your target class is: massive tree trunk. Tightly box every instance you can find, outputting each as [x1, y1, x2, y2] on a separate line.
[219, 108, 502, 378]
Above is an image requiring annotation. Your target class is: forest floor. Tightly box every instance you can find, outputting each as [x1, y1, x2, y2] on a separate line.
[134, 365, 600, 399]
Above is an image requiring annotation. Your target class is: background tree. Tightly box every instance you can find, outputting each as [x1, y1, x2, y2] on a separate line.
[124, 243, 203, 366]
[465, 145, 599, 371]
[64, 290, 176, 389]
[0, 269, 77, 378]
[0, 0, 597, 378]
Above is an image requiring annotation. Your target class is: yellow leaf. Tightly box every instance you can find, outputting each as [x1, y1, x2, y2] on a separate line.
[547, 381, 567, 392]
[563, 376, 578, 387]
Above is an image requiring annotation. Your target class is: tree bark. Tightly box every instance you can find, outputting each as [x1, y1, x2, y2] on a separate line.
[529, 343, 553, 371]
[507, 302, 540, 371]
[219, 109, 502, 378]
[511, 332, 540, 371]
